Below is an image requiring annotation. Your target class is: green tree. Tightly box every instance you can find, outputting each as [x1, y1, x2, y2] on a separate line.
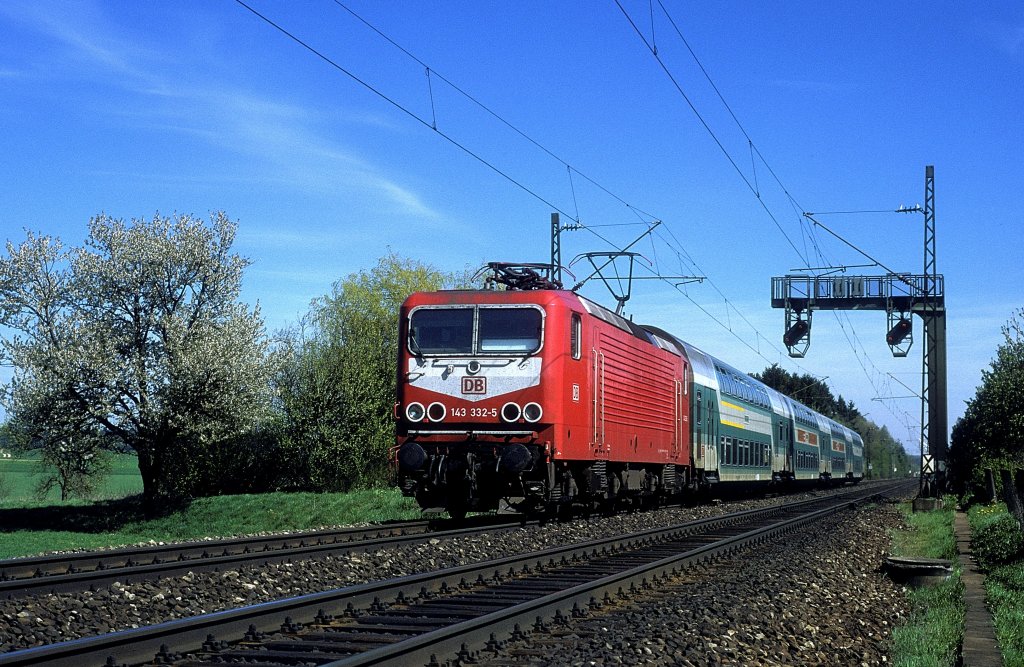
[949, 308, 1024, 498]
[0, 213, 273, 509]
[275, 253, 463, 490]
[752, 364, 861, 423]
[6, 395, 112, 501]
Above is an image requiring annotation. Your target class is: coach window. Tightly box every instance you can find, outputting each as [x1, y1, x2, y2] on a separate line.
[571, 314, 582, 360]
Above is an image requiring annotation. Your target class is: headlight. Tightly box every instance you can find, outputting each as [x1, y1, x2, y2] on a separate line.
[501, 402, 522, 423]
[405, 402, 426, 422]
[427, 402, 447, 422]
[523, 402, 543, 423]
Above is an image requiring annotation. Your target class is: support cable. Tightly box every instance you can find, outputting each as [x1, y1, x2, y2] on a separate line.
[331, 0, 660, 224]
[236, 0, 571, 217]
[244, 0, 853, 401]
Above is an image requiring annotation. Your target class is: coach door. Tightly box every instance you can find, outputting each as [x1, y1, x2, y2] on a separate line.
[779, 419, 793, 473]
[694, 387, 719, 471]
[706, 395, 719, 471]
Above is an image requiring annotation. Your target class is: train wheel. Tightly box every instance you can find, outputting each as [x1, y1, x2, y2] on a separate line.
[446, 504, 468, 521]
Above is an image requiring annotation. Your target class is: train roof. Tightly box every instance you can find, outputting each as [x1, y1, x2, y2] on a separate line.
[640, 324, 846, 430]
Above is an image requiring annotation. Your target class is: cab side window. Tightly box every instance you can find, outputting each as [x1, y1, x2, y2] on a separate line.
[571, 314, 582, 360]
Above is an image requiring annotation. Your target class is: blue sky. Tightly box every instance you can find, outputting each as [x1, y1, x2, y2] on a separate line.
[2, 1, 1022, 456]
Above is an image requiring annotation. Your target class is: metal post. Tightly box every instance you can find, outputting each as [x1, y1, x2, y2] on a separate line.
[919, 165, 947, 498]
[551, 212, 562, 285]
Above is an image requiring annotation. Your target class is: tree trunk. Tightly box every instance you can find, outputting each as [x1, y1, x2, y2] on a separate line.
[136, 446, 163, 516]
[1000, 469, 1024, 526]
[1016, 470, 1024, 523]
[985, 468, 997, 504]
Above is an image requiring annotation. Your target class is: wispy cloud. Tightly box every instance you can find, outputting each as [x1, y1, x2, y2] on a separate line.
[0, 2, 157, 87]
[1, 1, 441, 220]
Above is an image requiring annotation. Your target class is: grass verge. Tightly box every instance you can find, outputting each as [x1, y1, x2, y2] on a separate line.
[969, 503, 1024, 667]
[889, 502, 964, 667]
[0, 488, 421, 559]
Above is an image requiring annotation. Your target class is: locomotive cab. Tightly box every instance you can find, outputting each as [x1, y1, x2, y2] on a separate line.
[394, 290, 574, 517]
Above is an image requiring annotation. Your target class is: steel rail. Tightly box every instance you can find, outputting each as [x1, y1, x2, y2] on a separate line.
[0, 481, 912, 667]
[335, 483, 910, 666]
[0, 521, 428, 579]
[0, 515, 529, 599]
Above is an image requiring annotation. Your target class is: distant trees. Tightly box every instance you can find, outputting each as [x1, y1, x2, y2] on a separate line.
[0, 213, 273, 509]
[274, 253, 466, 491]
[949, 308, 1024, 499]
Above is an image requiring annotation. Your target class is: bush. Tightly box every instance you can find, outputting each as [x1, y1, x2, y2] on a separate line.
[973, 512, 1024, 568]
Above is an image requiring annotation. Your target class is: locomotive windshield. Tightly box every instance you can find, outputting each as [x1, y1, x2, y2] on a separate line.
[409, 305, 543, 355]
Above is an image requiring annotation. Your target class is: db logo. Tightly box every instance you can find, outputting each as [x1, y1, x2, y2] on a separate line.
[461, 376, 487, 394]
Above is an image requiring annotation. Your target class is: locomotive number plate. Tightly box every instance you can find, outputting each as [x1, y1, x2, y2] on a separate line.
[461, 376, 487, 394]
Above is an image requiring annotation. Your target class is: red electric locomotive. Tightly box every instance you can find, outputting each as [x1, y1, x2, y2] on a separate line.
[393, 264, 863, 518]
[393, 264, 695, 518]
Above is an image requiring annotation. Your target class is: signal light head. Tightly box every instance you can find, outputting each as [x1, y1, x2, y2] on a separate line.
[783, 319, 810, 347]
[886, 318, 912, 346]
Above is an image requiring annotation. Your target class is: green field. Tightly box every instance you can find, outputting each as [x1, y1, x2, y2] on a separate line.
[0, 451, 422, 558]
[0, 448, 421, 557]
[0, 451, 143, 504]
[0, 487, 421, 559]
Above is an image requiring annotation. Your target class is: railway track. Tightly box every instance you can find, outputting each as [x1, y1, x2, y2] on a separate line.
[0, 480, 913, 667]
[0, 515, 528, 599]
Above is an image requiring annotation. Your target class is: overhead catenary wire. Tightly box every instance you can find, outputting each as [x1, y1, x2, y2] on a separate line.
[330, 0, 661, 226]
[239, 1, 891, 428]
[234, 0, 571, 219]
[244, 0, 807, 374]
[617, 0, 920, 442]
[612, 0, 810, 267]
